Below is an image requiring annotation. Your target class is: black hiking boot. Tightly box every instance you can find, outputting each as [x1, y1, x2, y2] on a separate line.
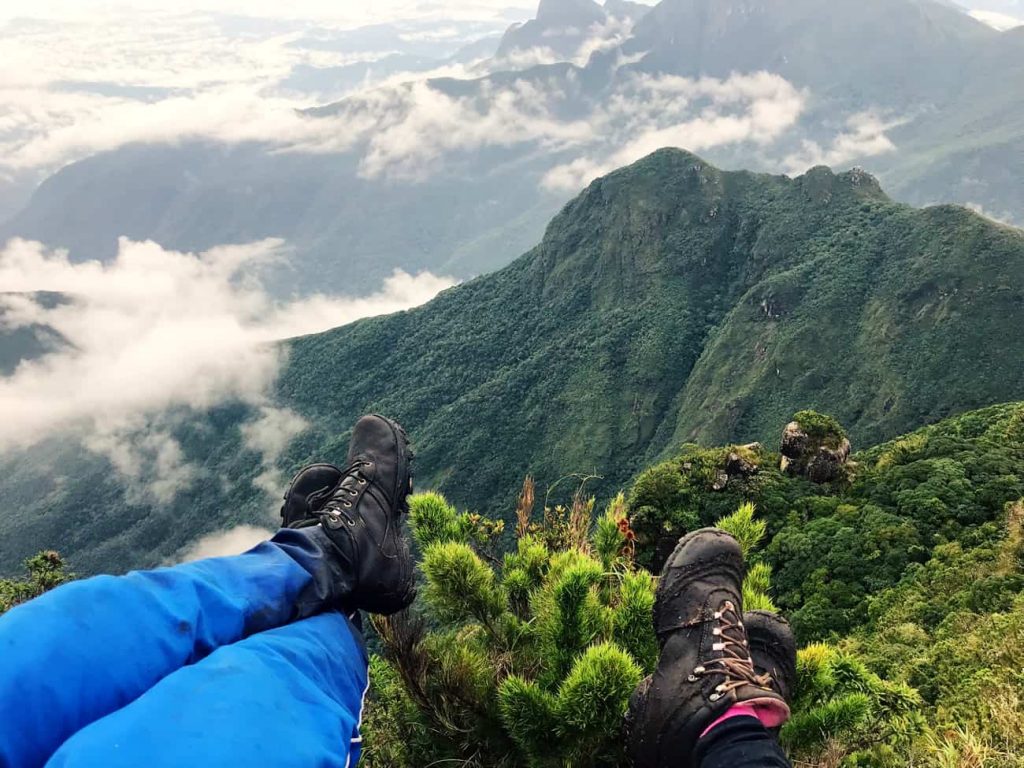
[625, 529, 790, 767]
[280, 464, 343, 529]
[283, 415, 416, 616]
[745, 610, 797, 708]
[625, 610, 799, 745]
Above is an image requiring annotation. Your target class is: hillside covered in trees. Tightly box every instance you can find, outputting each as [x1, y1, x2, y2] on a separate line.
[360, 403, 1024, 767]
[1, 149, 1023, 575]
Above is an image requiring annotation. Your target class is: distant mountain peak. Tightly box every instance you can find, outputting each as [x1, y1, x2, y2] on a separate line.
[535, 0, 606, 26]
[498, 0, 610, 58]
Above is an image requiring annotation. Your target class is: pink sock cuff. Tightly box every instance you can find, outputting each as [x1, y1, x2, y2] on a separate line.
[700, 701, 790, 739]
[700, 705, 759, 738]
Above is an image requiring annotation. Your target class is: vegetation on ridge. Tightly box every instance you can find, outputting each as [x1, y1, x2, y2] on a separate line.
[2, 150, 1023, 581]
[363, 405, 1024, 767]
[5, 405, 1022, 766]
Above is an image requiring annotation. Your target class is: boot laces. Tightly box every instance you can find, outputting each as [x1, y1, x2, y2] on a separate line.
[320, 461, 371, 516]
[689, 600, 773, 701]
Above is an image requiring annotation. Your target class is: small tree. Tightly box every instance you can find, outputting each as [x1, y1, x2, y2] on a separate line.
[0, 551, 73, 615]
[365, 487, 652, 767]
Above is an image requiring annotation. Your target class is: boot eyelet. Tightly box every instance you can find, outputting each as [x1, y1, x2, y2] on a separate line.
[687, 675, 699, 682]
[343, 501, 352, 508]
[709, 693, 721, 702]
[347, 519, 356, 526]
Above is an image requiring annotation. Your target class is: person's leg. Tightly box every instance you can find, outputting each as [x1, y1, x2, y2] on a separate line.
[1, 414, 415, 768]
[0, 526, 352, 768]
[693, 716, 791, 768]
[47, 611, 369, 768]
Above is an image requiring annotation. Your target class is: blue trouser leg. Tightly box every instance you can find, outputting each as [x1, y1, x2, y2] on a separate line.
[0, 527, 350, 768]
[46, 611, 369, 768]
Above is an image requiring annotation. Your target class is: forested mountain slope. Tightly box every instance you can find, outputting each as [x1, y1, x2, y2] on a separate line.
[1, 149, 1022, 575]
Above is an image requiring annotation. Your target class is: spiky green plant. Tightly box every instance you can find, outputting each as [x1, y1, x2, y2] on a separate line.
[364, 495, 926, 767]
[716, 503, 777, 612]
[367, 491, 650, 767]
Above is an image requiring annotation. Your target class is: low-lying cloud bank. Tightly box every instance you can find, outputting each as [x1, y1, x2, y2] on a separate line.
[0, 5, 902, 193]
[0, 237, 455, 499]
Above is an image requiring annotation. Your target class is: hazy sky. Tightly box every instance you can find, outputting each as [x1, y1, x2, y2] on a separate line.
[0, 0, 1004, 25]
[0, 1, 538, 24]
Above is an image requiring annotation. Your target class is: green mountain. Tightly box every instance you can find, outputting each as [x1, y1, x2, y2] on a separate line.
[7, 0, 1024, 298]
[1, 149, 1023, 576]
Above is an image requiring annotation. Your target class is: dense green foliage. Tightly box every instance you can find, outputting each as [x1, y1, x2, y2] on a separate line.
[843, 500, 1024, 766]
[364, 493, 913, 767]
[631, 403, 1024, 641]
[2, 150, 1023, 578]
[0, 551, 72, 614]
[792, 410, 848, 447]
[366, 405, 1024, 766]
[364, 490, 650, 766]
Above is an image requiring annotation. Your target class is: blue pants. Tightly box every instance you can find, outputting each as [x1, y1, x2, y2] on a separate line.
[0, 528, 369, 768]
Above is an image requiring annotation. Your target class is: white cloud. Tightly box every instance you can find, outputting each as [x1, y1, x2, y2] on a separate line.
[969, 9, 1024, 30]
[0, 2, 879, 197]
[0, 4, 528, 176]
[783, 112, 903, 174]
[542, 72, 808, 191]
[242, 405, 310, 503]
[353, 78, 595, 180]
[965, 201, 1021, 228]
[0, 237, 455, 497]
[177, 525, 275, 563]
[85, 423, 198, 505]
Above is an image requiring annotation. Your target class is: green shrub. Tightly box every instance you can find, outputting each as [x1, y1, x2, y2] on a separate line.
[793, 410, 848, 447]
[0, 551, 73, 615]
[366, 494, 923, 766]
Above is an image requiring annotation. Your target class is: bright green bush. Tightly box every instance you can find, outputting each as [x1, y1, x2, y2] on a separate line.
[368, 492, 650, 766]
[367, 494, 924, 766]
[793, 410, 849, 447]
[0, 551, 72, 615]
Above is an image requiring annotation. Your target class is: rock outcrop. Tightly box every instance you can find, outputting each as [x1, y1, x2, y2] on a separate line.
[780, 419, 851, 484]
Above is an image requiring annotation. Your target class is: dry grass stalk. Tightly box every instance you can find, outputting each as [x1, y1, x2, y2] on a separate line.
[568, 488, 594, 554]
[516, 475, 535, 539]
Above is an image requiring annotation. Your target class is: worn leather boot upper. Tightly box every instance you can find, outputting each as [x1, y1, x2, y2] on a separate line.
[626, 528, 790, 767]
[745, 610, 797, 705]
[280, 463, 343, 529]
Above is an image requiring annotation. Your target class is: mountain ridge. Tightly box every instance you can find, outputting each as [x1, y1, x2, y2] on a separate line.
[6, 0, 1024, 297]
[3, 149, 1022, 576]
